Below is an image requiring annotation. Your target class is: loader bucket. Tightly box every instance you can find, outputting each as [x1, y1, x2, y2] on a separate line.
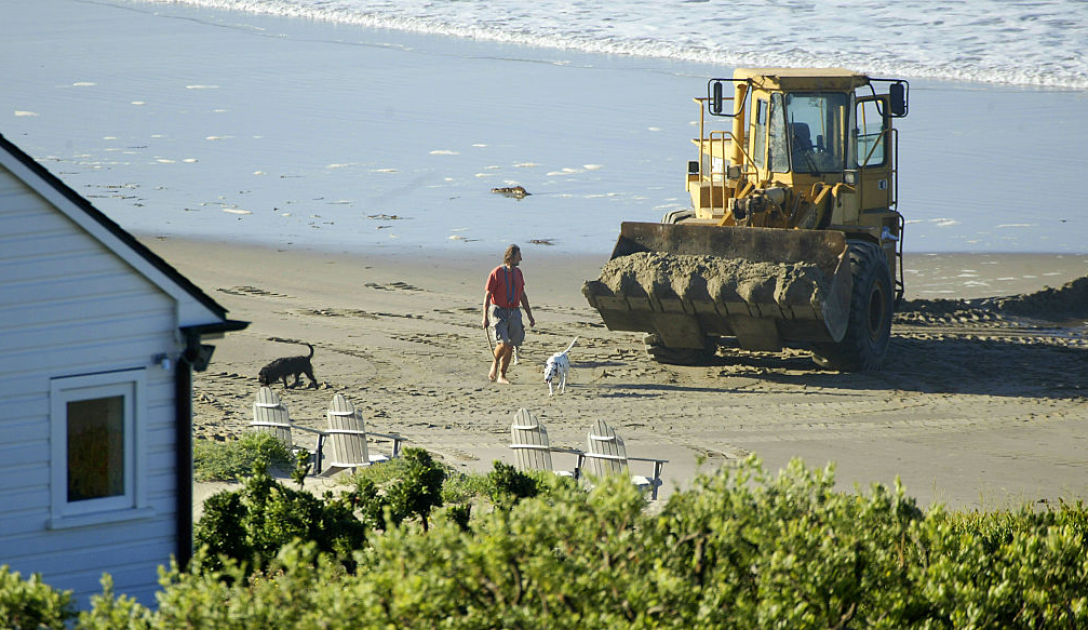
[582, 223, 852, 352]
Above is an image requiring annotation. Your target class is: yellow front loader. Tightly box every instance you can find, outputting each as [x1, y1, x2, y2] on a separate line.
[583, 68, 910, 370]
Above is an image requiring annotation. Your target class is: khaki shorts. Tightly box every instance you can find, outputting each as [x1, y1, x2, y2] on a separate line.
[489, 305, 524, 347]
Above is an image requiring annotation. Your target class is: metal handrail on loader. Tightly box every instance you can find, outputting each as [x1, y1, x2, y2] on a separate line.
[691, 97, 760, 221]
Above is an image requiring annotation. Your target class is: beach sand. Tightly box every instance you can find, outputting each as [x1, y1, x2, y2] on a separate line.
[141, 237, 1088, 512]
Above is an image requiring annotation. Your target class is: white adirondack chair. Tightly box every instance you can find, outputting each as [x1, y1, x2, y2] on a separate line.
[322, 393, 406, 476]
[251, 386, 327, 472]
[509, 408, 584, 478]
[584, 419, 667, 499]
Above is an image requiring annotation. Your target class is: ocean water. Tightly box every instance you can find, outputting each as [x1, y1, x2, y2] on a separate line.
[2, 0, 1087, 257]
[144, 0, 1088, 90]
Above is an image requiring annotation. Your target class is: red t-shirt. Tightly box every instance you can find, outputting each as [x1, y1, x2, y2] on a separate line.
[486, 265, 525, 308]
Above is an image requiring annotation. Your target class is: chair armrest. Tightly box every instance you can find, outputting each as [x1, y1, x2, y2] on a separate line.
[549, 446, 584, 456]
[293, 425, 327, 435]
[368, 431, 407, 457]
[509, 445, 586, 479]
[368, 431, 406, 441]
[551, 447, 585, 479]
[627, 456, 667, 500]
[275, 425, 326, 473]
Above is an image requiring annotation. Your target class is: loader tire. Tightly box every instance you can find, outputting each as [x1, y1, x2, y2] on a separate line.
[811, 240, 893, 371]
[644, 333, 717, 366]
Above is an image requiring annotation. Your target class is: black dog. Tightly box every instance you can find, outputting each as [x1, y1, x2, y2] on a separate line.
[258, 343, 317, 389]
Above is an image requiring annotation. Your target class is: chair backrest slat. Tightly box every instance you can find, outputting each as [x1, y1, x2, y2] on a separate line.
[510, 408, 555, 471]
[326, 393, 371, 467]
[586, 419, 628, 477]
[252, 386, 292, 447]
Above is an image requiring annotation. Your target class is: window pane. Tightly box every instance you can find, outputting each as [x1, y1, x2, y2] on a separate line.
[856, 99, 886, 167]
[785, 92, 848, 174]
[768, 94, 789, 173]
[67, 396, 125, 501]
[753, 99, 767, 169]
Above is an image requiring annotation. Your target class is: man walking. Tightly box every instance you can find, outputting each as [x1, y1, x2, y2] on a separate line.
[483, 244, 535, 384]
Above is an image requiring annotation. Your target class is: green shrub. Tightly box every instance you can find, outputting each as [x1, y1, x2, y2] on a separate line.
[193, 432, 292, 482]
[445, 503, 473, 531]
[77, 575, 151, 630]
[440, 469, 492, 505]
[35, 455, 1088, 628]
[0, 565, 76, 630]
[910, 502, 1088, 627]
[346, 452, 491, 512]
[486, 460, 540, 509]
[193, 463, 368, 575]
[647, 458, 925, 628]
[382, 448, 447, 531]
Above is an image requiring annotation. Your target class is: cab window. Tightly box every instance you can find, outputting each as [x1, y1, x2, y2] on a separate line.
[785, 92, 848, 174]
[752, 98, 767, 169]
[768, 94, 789, 173]
[855, 97, 887, 167]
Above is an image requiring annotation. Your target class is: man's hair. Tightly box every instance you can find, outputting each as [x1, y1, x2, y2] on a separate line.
[503, 244, 521, 266]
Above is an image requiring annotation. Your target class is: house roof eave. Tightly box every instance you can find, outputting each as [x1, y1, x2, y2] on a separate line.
[0, 132, 235, 328]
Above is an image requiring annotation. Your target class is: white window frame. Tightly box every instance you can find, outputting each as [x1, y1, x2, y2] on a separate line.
[49, 369, 153, 529]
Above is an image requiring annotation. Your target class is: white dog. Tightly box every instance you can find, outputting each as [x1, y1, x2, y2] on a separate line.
[544, 336, 578, 395]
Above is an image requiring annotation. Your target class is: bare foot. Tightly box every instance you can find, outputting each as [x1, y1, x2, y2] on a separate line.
[496, 376, 511, 384]
[488, 363, 498, 381]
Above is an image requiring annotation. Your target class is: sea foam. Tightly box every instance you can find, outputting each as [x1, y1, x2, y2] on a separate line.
[135, 0, 1088, 89]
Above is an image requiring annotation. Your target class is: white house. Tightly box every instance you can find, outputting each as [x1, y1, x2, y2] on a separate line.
[0, 133, 247, 608]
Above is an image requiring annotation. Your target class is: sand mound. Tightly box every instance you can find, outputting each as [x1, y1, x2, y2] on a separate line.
[980, 276, 1088, 319]
[899, 275, 1088, 322]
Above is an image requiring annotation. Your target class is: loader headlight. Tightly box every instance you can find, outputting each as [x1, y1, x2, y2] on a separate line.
[843, 170, 858, 186]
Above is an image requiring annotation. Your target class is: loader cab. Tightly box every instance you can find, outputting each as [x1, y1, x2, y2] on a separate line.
[749, 91, 849, 176]
[693, 68, 908, 231]
[705, 69, 908, 229]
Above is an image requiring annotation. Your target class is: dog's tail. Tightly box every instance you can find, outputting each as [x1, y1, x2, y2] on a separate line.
[305, 343, 314, 358]
[564, 336, 579, 353]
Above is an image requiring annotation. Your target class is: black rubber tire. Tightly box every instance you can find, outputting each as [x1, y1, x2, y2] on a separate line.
[811, 240, 894, 371]
[644, 333, 717, 366]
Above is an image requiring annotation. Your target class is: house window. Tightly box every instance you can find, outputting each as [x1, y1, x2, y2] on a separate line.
[67, 395, 126, 501]
[50, 370, 151, 528]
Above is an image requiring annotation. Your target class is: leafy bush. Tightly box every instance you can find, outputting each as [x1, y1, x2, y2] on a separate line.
[77, 575, 150, 630]
[15, 456, 1088, 628]
[486, 460, 540, 509]
[193, 432, 292, 482]
[346, 451, 489, 508]
[909, 502, 1088, 627]
[440, 469, 493, 505]
[194, 463, 368, 575]
[0, 565, 75, 630]
[381, 448, 447, 531]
